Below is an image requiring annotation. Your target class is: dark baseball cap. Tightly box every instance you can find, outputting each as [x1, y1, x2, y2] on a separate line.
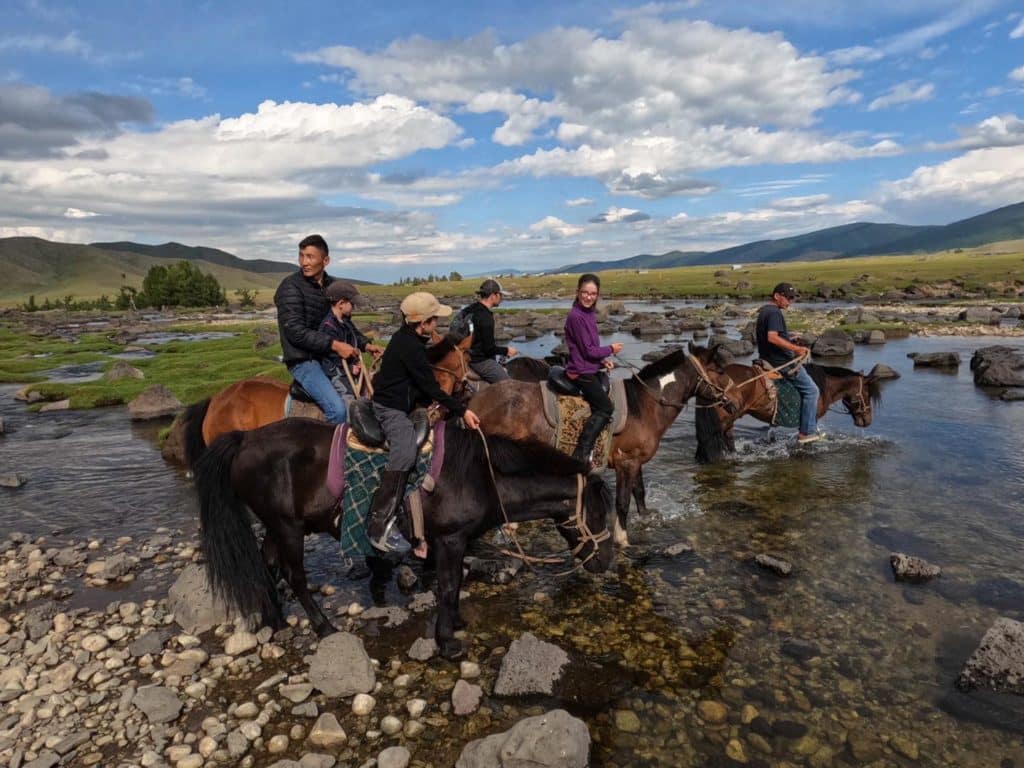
[772, 282, 798, 299]
[325, 280, 366, 307]
[478, 278, 511, 297]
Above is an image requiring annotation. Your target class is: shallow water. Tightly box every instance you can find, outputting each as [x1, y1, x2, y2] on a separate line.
[2, 328, 1024, 766]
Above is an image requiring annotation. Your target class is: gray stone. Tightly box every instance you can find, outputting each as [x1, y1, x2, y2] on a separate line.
[958, 307, 1002, 325]
[890, 552, 941, 582]
[133, 685, 183, 723]
[102, 552, 134, 579]
[24, 602, 58, 641]
[53, 731, 91, 756]
[0, 473, 28, 488]
[129, 631, 166, 657]
[167, 563, 240, 634]
[360, 605, 409, 627]
[105, 361, 145, 381]
[23, 753, 60, 768]
[54, 547, 85, 566]
[298, 755, 337, 768]
[452, 679, 483, 716]
[456, 709, 590, 768]
[971, 345, 1024, 387]
[39, 399, 70, 413]
[908, 351, 960, 367]
[308, 713, 347, 749]
[494, 632, 568, 697]
[308, 632, 375, 697]
[715, 338, 755, 357]
[377, 746, 411, 768]
[812, 329, 854, 358]
[279, 683, 314, 703]
[867, 363, 900, 380]
[956, 617, 1024, 695]
[408, 637, 438, 661]
[128, 384, 183, 420]
[866, 329, 886, 344]
[754, 553, 792, 577]
[1000, 389, 1024, 401]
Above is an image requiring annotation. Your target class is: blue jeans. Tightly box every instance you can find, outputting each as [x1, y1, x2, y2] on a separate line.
[786, 366, 819, 435]
[289, 360, 347, 424]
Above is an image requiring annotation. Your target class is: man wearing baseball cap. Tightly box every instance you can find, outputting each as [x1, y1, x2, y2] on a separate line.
[319, 280, 383, 401]
[454, 278, 518, 383]
[366, 292, 481, 554]
[755, 282, 821, 443]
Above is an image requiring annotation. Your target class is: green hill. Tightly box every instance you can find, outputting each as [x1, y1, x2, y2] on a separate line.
[553, 201, 1024, 272]
[0, 238, 292, 305]
[92, 241, 296, 274]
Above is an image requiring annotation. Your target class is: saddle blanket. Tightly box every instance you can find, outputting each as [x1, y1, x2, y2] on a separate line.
[326, 422, 444, 558]
[539, 380, 628, 470]
[771, 378, 802, 429]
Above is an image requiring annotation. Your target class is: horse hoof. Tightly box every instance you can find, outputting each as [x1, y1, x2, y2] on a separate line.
[439, 639, 465, 661]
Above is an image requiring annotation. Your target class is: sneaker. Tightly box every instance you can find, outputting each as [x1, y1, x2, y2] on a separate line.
[797, 432, 822, 444]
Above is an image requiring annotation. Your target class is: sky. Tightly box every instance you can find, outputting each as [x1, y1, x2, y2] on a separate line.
[1, 0, 1023, 283]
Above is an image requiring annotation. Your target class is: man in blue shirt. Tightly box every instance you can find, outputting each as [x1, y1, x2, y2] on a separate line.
[755, 282, 821, 443]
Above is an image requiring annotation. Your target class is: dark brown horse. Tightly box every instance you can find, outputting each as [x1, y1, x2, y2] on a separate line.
[174, 332, 472, 468]
[695, 357, 882, 463]
[195, 418, 614, 658]
[469, 346, 730, 547]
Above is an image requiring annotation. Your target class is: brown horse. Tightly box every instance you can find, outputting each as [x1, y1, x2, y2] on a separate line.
[468, 346, 731, 547]
[695, 357, 882, 463]
[175, 332, 472, 469]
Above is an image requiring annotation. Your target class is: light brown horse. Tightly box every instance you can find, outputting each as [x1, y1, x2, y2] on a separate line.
[173, 332, 472, 469]
[695, 358, 882, 463]
[468, 346, 731, 547]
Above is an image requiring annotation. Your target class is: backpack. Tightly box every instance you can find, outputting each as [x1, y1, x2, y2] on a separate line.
[448, 304, 475, 342]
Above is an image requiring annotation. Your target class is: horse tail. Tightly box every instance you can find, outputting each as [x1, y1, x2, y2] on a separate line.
[195, 431, 279, 626]
[694, 399, 729, 463]
[181, 398, 211, 469]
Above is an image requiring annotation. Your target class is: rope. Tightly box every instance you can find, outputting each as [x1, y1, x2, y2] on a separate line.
[471, 426, 609, 574]
[612, 354, 730, 409]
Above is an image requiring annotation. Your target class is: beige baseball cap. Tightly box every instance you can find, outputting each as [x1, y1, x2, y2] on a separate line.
[399, 291, 453, 322]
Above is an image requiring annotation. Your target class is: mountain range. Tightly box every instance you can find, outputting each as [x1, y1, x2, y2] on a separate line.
[551, 201, 1024, 273]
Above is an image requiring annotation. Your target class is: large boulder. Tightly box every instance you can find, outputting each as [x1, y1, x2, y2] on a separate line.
[908, 352, 960, 368]
[956, 617, 1024, 695]
[970, 346, 1024, 387]
[133, 685, 183, 723]
[104, 361, 145, 381]
[167, 563, 242, 634]
[128, 384, 183, 420]
[812, 329, 854, 358]
[868, 363, 900, 381]
[715, 338, 754, 357]
[308, 632, 375, 697]
[494, 632, 568, 697]
[456, 709, 590, 768]
[958, 307, 1002, 325]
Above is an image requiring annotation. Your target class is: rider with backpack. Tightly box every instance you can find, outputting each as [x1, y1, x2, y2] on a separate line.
[454, 279, 518, 383]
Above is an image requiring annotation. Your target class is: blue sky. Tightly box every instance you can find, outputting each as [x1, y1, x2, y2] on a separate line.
[1, 0, 1023, 282]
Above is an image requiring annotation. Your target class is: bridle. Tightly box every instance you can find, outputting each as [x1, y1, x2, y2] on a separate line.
[614, 353, 735, 411]
[429, 345, 470, 395]
[830, 375, 871, 421]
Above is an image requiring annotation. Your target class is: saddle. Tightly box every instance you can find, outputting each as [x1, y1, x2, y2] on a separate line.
[538, 371, 627, 470]
[546, 366, 610, 396]
[752, 359, 784, 381]
[285, 380, 327, 420]
[288, 379, 316, 402]
[346, 398, 431, 452]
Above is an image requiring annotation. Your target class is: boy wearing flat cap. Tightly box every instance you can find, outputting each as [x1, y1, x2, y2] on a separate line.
[756, 282, 821, 443]
[319, 280, 383, 401]
[366, 292, 481, 554]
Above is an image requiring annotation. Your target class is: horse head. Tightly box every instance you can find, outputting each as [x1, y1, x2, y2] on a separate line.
[426, 331, 473, 397]
[843, 372, 881, 427]
[685, 342, 737, 412]
[557, 473, 615, 574]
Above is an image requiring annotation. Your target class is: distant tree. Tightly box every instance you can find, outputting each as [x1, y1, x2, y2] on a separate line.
[137, 261, 225, 308]
[42, 297, 52, 310]
[95, 294, 112, 311]
[116, 285, 139, 311]
[234, 287, 257, 308]
[448, 271, 462, 281]
[23, 295, 38, 312]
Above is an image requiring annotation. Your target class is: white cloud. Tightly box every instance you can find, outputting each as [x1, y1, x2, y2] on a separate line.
[927, 114, 1024, 151]
[588, 207, 651, 224]
[769, 194, 832, 210]
[63, 207, 99, 218]
[0, 31, 91, 57]
[828, 46, 884, 65]
[1011, 65, 1024, 82]
[565, 197, 593, 207]
[868, 81, 935, 111]
[1011, 18, 1024, 38]
[529, 216, 583, 239]
[878, 146, 1024, 215]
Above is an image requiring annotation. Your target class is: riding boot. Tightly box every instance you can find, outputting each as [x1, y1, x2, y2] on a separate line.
[572, 412, 611, 464]
[366, 470, 412, 555]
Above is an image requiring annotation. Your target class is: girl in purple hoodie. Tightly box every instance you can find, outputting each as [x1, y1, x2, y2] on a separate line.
[564, 273, 624, 464]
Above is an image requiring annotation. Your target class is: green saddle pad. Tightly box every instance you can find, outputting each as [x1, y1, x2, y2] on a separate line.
[772, 378, 802, 429]
[338, 444, 432, 559]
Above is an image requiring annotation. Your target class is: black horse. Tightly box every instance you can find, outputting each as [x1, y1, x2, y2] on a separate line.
[195, 417, 615, 658]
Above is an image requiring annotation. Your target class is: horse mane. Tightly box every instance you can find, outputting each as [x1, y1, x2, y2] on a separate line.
[625, 349, 689, 416]
[442, 421, 588, 478]
[425, 334, 458, 364]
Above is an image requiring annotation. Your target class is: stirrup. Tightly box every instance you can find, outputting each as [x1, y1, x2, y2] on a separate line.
[369, 517, 412, 556]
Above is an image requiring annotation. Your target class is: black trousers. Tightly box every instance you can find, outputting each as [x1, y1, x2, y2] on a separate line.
[575, 372, 613, 420]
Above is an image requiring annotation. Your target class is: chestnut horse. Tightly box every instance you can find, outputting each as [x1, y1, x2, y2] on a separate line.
[176, 332, 472, 468]
[695, 358, 882, 463]
[195, 418, 614, 658]
[468, 345, 731, 547]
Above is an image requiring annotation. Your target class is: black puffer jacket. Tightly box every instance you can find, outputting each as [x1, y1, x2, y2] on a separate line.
[274, 271, 336, 367]
[372, 324, 466, 416]
[459, 301, 509, 363]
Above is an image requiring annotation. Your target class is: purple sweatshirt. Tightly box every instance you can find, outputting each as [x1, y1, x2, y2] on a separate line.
[564, 301, 613, 376]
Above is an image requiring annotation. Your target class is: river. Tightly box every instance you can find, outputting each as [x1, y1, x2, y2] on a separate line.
[2, 325, 1023, 766]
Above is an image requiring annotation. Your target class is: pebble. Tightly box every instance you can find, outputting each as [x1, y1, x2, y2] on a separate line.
[697, 700, 728, 725]
[224, 631, 258, 656]
[267, 734, 289, 753]
[614, 709, 641, 733]
[235, 702, 259, 719]
[352, 693, 376, 716]
[459, 661, 481, 679]
[725, 739, 747, 763]
[406, 698, 427, 719]
[308, 713, 347, 749]
[176, 756, 203, 768]
[377, 746, 411, 768]
[381, 715, 402, 735]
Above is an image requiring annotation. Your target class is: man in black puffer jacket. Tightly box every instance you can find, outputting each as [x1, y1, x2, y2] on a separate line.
[273, 234, 352, 423]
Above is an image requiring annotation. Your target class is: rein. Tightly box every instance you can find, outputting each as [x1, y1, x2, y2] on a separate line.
[723, 350, 810, 392]
[613, 354, 732, 410]
[472, 427, 610, 574]
[828, 375, 869, 417]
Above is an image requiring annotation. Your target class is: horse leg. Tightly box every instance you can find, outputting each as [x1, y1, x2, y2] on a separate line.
[434, 532, 468, 660]
[614, 465, 637, 548]
[631, 466, 649, 516]
[725, 427, 736, 453]
[261, 536, 283, 586]
[277, 524, 336, 637]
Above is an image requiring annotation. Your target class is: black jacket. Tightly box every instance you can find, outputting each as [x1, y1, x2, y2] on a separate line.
[461, 301, 508, 363]
[372, 324, 466, 416]
[274, 271, 336, 367]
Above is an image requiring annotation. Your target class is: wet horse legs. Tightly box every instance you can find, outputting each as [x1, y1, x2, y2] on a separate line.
[434, 531, 468, 659]
[277, 524, 336, 637]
